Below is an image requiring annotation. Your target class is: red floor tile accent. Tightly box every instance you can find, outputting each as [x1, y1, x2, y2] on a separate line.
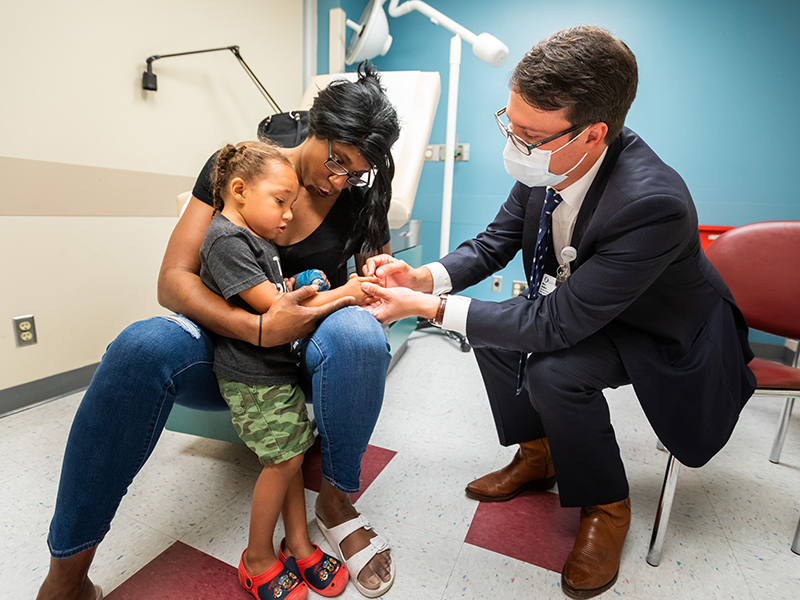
[104, 444, 397, 599]
[301, 440, 397, 502]
[465, 492, 581, 573]
[104, 541, 248, 599]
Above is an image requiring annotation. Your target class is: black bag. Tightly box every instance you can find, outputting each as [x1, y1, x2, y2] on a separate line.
[257, 111, 309, 148]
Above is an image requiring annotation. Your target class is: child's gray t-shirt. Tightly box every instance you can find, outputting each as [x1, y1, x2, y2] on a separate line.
[199, 214, 300, 386]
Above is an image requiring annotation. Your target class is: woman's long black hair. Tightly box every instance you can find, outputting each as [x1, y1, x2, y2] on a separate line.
[307, 62, 401, 261]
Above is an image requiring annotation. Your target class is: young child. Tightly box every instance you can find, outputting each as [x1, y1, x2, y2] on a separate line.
[199, 141, 374, 600]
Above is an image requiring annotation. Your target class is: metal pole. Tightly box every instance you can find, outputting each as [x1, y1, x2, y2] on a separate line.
[439, 34, 461, 258]
[647, 454, 680, 567]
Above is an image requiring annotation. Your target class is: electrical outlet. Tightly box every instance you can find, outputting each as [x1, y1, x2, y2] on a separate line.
[491, 275, 502, 293]
[13, 315, 37, 347]
[424, 142, 470, 162]
[512, 280, 527, 297]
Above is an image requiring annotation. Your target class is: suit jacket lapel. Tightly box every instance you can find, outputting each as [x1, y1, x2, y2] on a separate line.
[571, 135, 624, 267]
[522, 187, 546, 280]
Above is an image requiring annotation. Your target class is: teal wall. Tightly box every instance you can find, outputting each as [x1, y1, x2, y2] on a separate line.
[319, 0, 800, 304]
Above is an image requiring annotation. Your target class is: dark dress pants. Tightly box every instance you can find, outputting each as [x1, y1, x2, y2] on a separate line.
[473, 330, 632, 507]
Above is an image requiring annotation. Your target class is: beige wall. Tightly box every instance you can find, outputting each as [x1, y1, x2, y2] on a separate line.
[0, 0, 304, 389]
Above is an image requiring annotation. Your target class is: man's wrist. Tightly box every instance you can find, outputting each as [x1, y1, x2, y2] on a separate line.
[416, 266, 435, 293]
[427, 294, 447, 325]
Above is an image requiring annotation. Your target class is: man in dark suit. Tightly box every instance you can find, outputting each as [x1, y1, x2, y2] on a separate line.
[362, 25, 756, 599]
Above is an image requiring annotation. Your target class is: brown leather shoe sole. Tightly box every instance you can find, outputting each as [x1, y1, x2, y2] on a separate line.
[560, 569, 618, 599]
[464, 475, 557, 502]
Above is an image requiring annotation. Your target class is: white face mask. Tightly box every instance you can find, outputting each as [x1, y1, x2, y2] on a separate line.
[503, 128, 588, 188]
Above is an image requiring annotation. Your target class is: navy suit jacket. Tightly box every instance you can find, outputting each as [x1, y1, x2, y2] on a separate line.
[439, 128, 756, 467]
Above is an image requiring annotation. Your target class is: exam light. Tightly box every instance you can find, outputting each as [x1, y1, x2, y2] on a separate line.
[346, 0, 393, 65]
[141, 45, 282, 113]
[472, 32, 509, 68]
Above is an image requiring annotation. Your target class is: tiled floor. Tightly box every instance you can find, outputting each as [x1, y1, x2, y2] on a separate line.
[2, 331, 799, 599]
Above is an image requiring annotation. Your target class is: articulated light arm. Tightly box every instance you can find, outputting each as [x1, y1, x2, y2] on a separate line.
[387, 0, 508, 67]
[388, 0, 477, 45]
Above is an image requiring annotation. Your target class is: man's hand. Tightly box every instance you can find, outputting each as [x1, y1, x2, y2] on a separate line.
[363, 254, 434, 292]
[361, 282, 439, 324]
[260, 286, 353, 346]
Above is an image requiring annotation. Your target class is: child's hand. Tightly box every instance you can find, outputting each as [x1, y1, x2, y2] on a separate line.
[342, 274, 380, 305]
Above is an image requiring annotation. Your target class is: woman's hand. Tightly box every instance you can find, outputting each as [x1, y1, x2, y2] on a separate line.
[262, 286, 354, 345]
[361, 282, 439, 324]
[363, 254, 434, 293]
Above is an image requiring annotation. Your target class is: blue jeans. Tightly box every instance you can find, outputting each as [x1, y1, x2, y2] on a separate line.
[47, 306, 390, 558]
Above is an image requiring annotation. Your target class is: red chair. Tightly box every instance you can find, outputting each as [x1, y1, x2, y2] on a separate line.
[647, 221, 800, 565]
[705, 221, 800, 469]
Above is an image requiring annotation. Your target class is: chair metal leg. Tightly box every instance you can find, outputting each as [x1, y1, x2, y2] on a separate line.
[770, 397, 795, 464]
[793, 516, 800, 555]
[647, 453, 681, 567]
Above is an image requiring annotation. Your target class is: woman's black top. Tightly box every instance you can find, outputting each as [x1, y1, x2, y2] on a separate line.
[192, 152, 389, 288]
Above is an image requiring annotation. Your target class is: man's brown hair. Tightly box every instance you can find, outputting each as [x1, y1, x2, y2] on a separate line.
[510, 25, 638, 143]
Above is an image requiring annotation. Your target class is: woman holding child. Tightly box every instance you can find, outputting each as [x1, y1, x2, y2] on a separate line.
[37, 64, 400, 600]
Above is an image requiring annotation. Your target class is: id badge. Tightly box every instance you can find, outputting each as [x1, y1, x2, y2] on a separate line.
[538, 273, 558, 296]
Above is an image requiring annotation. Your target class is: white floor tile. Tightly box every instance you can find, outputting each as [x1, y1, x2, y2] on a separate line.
[90, 514, 177, 593]
[180, 483, 319, 568]
[383, 333, 488, 419]
[0, 512, 175, 599]
[0, 460, 58, 555]
[0, 533, 54, 600]
[442, 543, 566, 600]
[368, 403, 425, 452]
[730, 540, 800, 600]
[356, 452, 481, 541]
[375, 519, 464, 600]
[616, 519, 754, 600]
[701, 470, 799, 552]
[116, 444, 258, 539]
[625, 456, 725, 537]
[395, 412, 501, 473]
[178, 484, 253, 567]
[0, 392, 83, 482]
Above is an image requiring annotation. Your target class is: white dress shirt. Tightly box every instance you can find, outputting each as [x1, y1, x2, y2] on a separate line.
[426, 147, 609, 335]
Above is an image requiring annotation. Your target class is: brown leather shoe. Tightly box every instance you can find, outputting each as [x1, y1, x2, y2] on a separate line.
[561, 497, 631, 599]
[465, 438, 556, 502]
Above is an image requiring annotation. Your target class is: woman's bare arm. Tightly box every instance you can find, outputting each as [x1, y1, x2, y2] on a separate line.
[157, 196, 350, 346]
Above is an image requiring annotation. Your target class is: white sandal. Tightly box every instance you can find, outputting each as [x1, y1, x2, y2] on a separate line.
[315, 513, 395, 598]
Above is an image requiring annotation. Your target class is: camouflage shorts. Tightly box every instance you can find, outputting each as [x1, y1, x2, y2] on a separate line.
[217, 375, 314, 466]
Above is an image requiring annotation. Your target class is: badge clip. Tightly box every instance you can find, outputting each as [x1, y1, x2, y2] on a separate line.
[556, 246, 577, 285]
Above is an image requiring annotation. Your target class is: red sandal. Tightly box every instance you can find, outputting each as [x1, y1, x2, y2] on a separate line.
[279, 539, 349, 597]
[238, 549, 308, 600]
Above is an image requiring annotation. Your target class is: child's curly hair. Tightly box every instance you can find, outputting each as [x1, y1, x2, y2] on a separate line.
[210, 140, 293, 213]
